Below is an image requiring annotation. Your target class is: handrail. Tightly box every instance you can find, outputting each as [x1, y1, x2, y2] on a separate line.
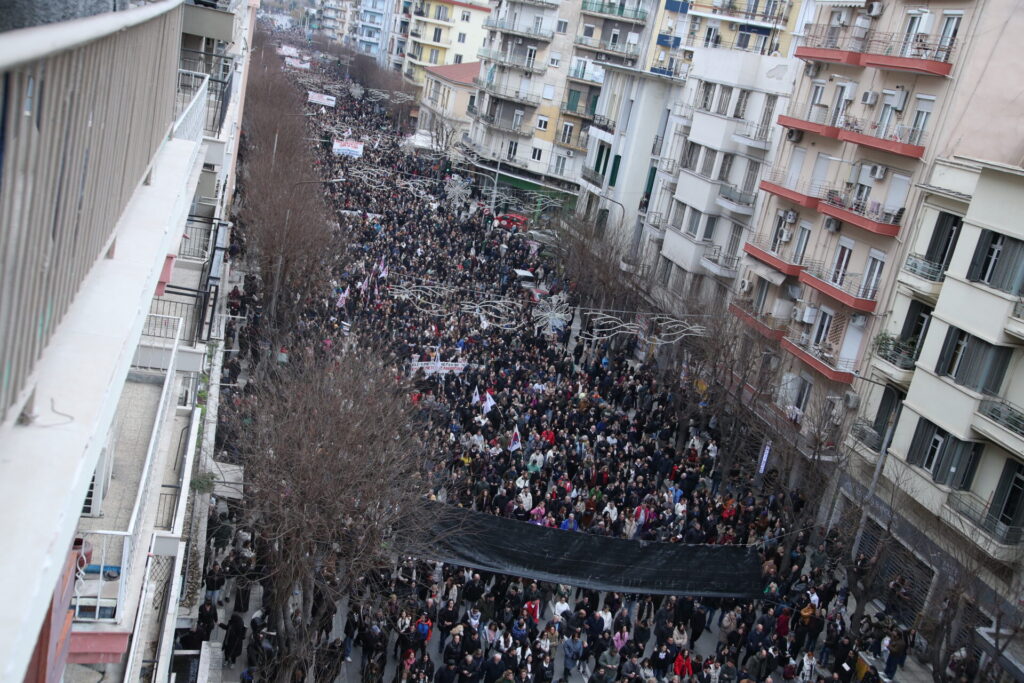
[0, 0, 184, 70]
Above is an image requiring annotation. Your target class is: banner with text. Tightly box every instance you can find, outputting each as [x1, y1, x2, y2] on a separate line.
[308, 91, 337, 107]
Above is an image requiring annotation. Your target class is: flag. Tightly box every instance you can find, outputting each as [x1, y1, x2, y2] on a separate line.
[433, 344, 442, 373]
[509, 425, 522, 452]
[357, 276, 369, 292]
[379, 263, 389, 279]
[472, 387, 481, 405]
[336, 285, 349, 308]
[482, 391, 497, 415]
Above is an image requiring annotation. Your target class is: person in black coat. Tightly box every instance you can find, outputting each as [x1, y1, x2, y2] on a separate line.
[198, 600, 218, 641]
[219, 612, 246, 667]
[690, 606, 707, 645]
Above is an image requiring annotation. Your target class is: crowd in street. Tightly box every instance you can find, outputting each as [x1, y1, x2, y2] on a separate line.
[189, 39, 931, 683]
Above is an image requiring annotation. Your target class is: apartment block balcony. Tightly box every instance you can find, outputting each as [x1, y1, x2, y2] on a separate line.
[796, 24, 955, 76]
[553, 129, 590, 151]
[686, 0, 789, 29]
[658, 157, 679, 176]
[850, 417, 883, 452]
[477, 47, 547, 73]
[508, 0, 560, 8]
[781, 329, 856, 383]
[484, 17, 554, 41]
[580, 0, 649, 23]
[591, 114, 616, 134]
[567, 65, 605, 84]
[897, 253, 944, 302]
[560, 98, 596, 119]
[838, 115, 926, 159]
[701, 245, 741, 278]
[975, 398, 1024, 463]
[777, 99, 840, 139]
[574, 34, 640, 58]
[582, 165, 605, 187]
[819, 188, 905, 237]
[486, 118, 533, 136]
[742, 235, 805, 276]
[793, 24, 864, 65]
[799, 260, 879, 312]
[652, 135, 664, 157]
[728, 301, 787, 340]
[671, 101, 694, 127]
[944, 491, 1024, 561]
[759, 167, 830, 209]
[184, 0, 240, 42]
[474, 78, 540, 106]
[731, 120, 773, 151]
[1004, 300, 1024, 341]
[872, 338, 916, 386]
[716, 183, 756, 216]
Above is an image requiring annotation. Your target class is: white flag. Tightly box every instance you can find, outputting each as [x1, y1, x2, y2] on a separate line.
[472, 387, 481, 405]
[482, 391, 497, 415]
[509, 425, 522, 452]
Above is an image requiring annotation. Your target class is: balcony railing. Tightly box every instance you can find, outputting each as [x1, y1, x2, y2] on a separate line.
[839, 114, 928, 147]
[173, 70, 210, 143]
[651, 135, 664, 156]
[477, 47, 546, 72]
[746, 234, 806, 269]
[179, 215, 217, 260]
[658, 157, 679, 175]
[851, 418, 883, 451]
[820, 188, 906, 227]
[592, 114, 616, 132]
[784, 329, 858, 373]
[574, 35, 640, 56]
[702, 245, 741, 270]
[474, 78, 541, 106]
[487, 119, 531, 136]
[903, 253, 946, 282]
[761, 167, 835, 199]
[508, 0, 560, 7]
[782, 99, 833, 126]
[719, 183, 756, 207]
[862, 29, 957, 64]
[803, 260, 880, 301]
[672, 101, 694, 119]
[580, 0, 649, 21]
[567, 65, 605, 83]
[554, 130, 590, 151]
[735, 120, 772, 142]
[876, 338, 917, 370]
[582, 166, 605, 186]
[947, 490, 1024, 546]
[647, 211, 664, 228]
[687, 0, 789, 26]
[1014, 300, 1024, 320]
[979, 398, 1024, 440]
[731, 299, 789, 334]
[560, 99, 595, 117]
[484, 17, 554, 39]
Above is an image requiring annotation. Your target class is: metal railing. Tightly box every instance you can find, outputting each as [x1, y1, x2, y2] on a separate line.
[731, 299, 788, 332]
[474, 78, 541, 106]
[477, 47, 546, 72]
[486, 118, 532, 136]
[574, 34, 640, 56]
[1014, 300, 1024, 320]
[173, 70, 209, 143]
[746, 234, 806, 267]
[568, 65, 605, 83]
[719, 183, 756, 207]
[179, 216, 217, 260]
[561, 98, 596, 117]
[735, 120, 772, 142]
[784, 329, 858, 373]
[802, 260, 880, 301]
[903, 253, 946, 282]
[687, 0, 789, 26]
[683, 32, 777, 54]
[947, 490, 1024, 546]
[651, 135, 664, 156]
[851, 418, 883, 451]
[820, 187, 906, 226]
[978, 398, 1024, 440]
[658, 157, 679, 175]
[508, 0, 560, 7]
[783, 99, 833, 126]
[761, 167, 836, 199]
[580, 0, 649, 21]
[582, 166, 605, 186]
[672, 101, 694, 120]
[592, 114, 616, 132]
[876, 339, 917, 370]
[187, 0, 239, 10]
[484, 17, 554, 39]
[554, 130, 590, 151]
[647, 211, 664, 228]
[702, 245, 741, 270]
[839, 114, 928, 147]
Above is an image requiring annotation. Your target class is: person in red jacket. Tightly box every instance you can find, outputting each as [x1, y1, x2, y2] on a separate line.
[673, 649, 694, 678]
[413, 612, 433, 656]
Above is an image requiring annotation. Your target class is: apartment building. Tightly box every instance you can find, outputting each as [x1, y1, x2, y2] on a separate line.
[0, 0, 255, 680]
[356, 0, 393, 57]
[417, 61, 481, 144]
[319, 0, 358, 44]
[403, 0, 492, 88]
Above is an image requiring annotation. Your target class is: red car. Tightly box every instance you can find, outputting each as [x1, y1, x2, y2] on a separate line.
[496, 213, 528, 231]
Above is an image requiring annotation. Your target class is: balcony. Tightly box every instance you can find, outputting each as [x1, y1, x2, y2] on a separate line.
[873, 338, 916, 386]
[729, 301, 787, 340]
[838, 115, 927, 159]
[567, 65, 605, 84]
[560, 98, 596, 119]
[592, 114, 616, 133]
[800, 260, 879, 312]
[944, 491, 1024, 560]
[859, 30, 956, 77]
[898, 253, 944, 302]
[486, 118, 532, 136]
[484, 17, 554, 40]
[793, 23, 865, 66]
[658, 157, 679, 175]
[686, 0, 789, 29]
[850, 417, 883, 452]
[574, 34, 640, 58]
[1005, 300, 1024, 341]
[777, 100, 840, 140]
[582, 166, 605, 187]
[699, 245, 740, 278]
[553, 130, 590, 152]
[671, 101, 694, 126]
[759, 167, 831, 209]
[781, 331, 857, 383]
[474, 78, 540, 106]
[975, 398, 1024, 461]
[731, 120, 773, 151]
[580, 0, 649, 23]
[742, 235, 805, 276]
[477, 47, 547, 73]
[716, 183, 756, 216]
[508, 0, 560, 8]
[652, 135, 664, 156]
[818, 188, 905, 237]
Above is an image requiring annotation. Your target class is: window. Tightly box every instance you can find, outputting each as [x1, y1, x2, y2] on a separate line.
[716, 86, 733, 116]
[554, 154, 568, 175]
[536, 115, 549, 130]
[542, 84, 555, 100]
[560, 121, 574, 144]
[583, 23, 596, 38]
[862, 254, 885, 299]
[935, 327, 1012, 394]
[813, 309, 833, 346]
[733, 89, 750, 119]
[457, 32, 466, 43]
[717, 153, 734, 182]
[686, 208, 702, 236]
[461, 10, 470, 21]
[699, 148, 717, 178]
[831, 242, 852, 285]
[434, 5, 448, 20]
[549, 52, 561, 67]
[453, 54, 463, 63]
[793, 225, 811, 265]
[531, 147, 543, 161]
[429, 48, 440, 64]
[512, 109, 524, 128]
[924, 212, 962, 271]
[683, 142, 701, 171]
[907, 418, 982, 489]
[702, 215, 718, 241]
[433, 27, 442, 41]
[507, 140, 519, 160]
[967, 230, 1024, 295]
[697, 81, 716, 111]
[657, 255, 673, 286]
[990, 460, 1024, 529]
[557, 19, 569, 33]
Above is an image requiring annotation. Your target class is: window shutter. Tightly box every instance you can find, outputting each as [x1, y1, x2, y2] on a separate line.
[947, 442, 982, 491]
[988, 460, 1023, 525]
[935, 326, 959, 376]
[982, 345, 1012, 395]
[906, 417, 932, 466]
[608, 155, 622, 187]
[967, 230, 993, 281]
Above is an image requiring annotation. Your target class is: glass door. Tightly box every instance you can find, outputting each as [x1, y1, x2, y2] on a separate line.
[936, 14, 960, 61]
[813, 310, 833, 346]
[831, 243, 852, 285]
[793, 224, 811, 265]
[902, 14, 922, 56]
[862, 256, 884, 299]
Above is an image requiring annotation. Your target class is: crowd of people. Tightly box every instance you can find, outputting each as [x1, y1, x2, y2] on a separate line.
[190, 34, 929, 683]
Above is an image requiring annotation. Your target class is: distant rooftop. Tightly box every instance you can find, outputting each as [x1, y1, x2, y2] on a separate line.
[424, 61, 479, 86]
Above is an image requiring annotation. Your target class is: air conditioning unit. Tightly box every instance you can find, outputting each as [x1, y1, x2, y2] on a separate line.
[805, 61, 821, 78]
[739, 278, 752, 293]
[791, 306, 804, 320]
[850, 313, 867, 327]
[784, 209, 799, 224]
[802, 306, 819, 324]
[786, 128, 804, 143]
[844, 390, 861, 410]
[566, 150, 575, 157]
[861, 90, 879, 106]
[870, 164, 888, 179]
[866, 2, 883, 17]
[891, 88, 908, 111]
[824, 217, 841, 233]
[779, 228, 793, 242]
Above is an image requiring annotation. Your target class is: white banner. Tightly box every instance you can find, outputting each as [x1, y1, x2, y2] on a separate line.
[277, 45, 300, 57]
[284, 57, 311, 70]
[332, 139, 365, 157]
[308, 91, 336, 107]
[410, 361, 469, 376]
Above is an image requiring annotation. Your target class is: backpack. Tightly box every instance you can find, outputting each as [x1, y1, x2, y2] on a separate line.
[417, 621, 430, 640]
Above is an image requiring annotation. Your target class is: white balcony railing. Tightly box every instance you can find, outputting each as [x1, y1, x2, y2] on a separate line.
[173, 70, 210, 143]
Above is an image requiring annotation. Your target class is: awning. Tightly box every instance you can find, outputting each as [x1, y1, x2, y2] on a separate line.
[750, 262, 786, 286]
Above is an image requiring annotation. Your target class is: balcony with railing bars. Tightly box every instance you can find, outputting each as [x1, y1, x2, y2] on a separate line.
[484, 17, 554, 40]
[173, 70, 210, 143]
[686, 0, 790, 27]
[474, 78, 541, 106]
[646, 211, 665, 230]
[553, 129, 590, 151]
[592, 114, 616, 133]
[651, 135, 664, 156]
[508, 0, 561, 8]
[873, 337, 917, 385]
[178, 215, 217, 260]
[716, 183, 757, 215]
[799, 260, 879, 312]
[728, 299, 788, 340]
[819, 187, 905, 237]
[560, 98, 596, 118]
[580, 0, 649, 22]
[778, 99, 838, 139]
[730, 120, 773, 151]
[946, 490, 1024, 547]
[700, 245, 741, 278]
[567, 65, 605, 84]
[671, 101, 694, 124]
[837, 114, 927, 159]
[743, 234, 806, 276]
[851, 418, 883, 452]
[897, 252, 944, 302]
[975, 398, 1024, 457]
[782, 327, 857, 383]
[796, 24, 956, 76]
[582, 166, 605, 187]
[573, 34, 640, 57]
[658, 156, 679, 175]
[477, 47, 547, 73]
[759, 167, 834, 208]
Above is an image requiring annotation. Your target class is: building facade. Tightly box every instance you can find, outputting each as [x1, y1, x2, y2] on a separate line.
[0, 0, 255, 680]
[403, 0, 492, 88]
[417, 61, 482, 146]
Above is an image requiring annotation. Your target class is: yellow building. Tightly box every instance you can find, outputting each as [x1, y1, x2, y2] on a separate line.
[403, 0, 491, 89]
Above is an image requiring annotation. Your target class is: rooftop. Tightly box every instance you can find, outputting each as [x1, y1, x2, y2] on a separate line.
[425, 60, 480, 85]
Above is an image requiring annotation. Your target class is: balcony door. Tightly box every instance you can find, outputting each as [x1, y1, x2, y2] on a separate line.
[936, 14, 960, 61]
[862, 254, 885, 299]
[831, 241, 852, 285]
[991, 461, 1024, 531]
[925, 212, 962, 272]
[813, 308, 834, 346]
[785, 147, 805, 188]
